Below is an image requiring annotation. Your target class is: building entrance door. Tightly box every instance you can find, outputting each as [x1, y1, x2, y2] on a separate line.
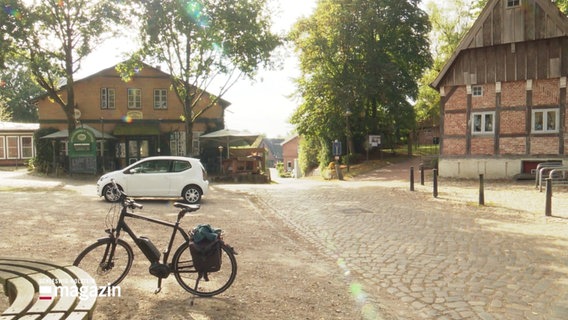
[127, 139, 150, 165]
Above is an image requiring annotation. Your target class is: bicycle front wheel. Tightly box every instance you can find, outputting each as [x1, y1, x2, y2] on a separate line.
[172, 241, 237, 297]
[73, 238, 134, 290]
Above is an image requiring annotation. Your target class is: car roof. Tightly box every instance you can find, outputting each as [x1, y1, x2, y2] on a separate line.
[139, 156, 200, 161]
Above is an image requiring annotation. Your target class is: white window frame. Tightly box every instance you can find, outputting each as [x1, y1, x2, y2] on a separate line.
[471, 112, 495, 135]
[532, 108, 559, 134]
[20, 136, 34, 159]
[507, 0, 520, 8]
[60, 141, 69, 156]
[192, 131, 202, 156]
[127, 88, 142, 109]
[472, 85, 483, 97]
[6, 136, 19, 159]
[101, 88, 116, 109]
[154, 89, 168, 109]
[0, 136, 5, 159]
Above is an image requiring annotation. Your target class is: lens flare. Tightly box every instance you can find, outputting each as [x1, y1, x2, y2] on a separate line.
[3, 5, 22, 19]
[184, 1, 209, 28]
[122, 116, 133, 123]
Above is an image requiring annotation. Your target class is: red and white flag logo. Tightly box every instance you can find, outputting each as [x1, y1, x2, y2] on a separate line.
[39, 286, 53, 300]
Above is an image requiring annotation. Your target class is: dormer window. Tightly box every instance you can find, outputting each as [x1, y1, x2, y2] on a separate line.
[507, 0, 520, 8]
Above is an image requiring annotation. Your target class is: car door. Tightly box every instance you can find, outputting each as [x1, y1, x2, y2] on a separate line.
[125, 159, 172, 197]
[168, 159, 193, 195]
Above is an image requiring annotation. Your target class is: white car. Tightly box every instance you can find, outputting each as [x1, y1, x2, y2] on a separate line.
[97, 156, 209, 203]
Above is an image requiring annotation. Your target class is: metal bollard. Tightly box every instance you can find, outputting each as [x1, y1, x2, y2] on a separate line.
[479, 174, 485, 205]
[433, 169, 438, 198]
[545, 178, 552, 216]
[410, 167, 414, 191]
[420, 164, 425, 185]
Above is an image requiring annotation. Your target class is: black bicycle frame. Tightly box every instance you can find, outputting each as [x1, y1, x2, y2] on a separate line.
[107, 206, 191, 266]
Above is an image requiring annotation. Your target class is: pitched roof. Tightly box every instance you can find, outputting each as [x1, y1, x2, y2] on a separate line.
[432, 0, 568, 89]
[0, 121, 39, 131]
[34, 61, 231, 108]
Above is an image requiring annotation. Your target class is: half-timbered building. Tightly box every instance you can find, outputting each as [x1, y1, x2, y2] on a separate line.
[432, 0, 568, 178]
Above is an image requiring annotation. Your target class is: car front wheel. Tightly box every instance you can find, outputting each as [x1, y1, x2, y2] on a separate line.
[182, 185, 202, 204]
[103, 184, 122, 202]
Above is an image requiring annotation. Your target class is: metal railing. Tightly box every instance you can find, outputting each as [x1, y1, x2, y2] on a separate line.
[535, 162, 564, 192]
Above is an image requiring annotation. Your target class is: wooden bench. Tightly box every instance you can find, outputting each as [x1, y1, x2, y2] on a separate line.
[0, 258, 97, 320]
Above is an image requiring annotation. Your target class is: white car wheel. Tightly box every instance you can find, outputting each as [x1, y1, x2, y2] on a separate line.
[182, 186, 202, 204]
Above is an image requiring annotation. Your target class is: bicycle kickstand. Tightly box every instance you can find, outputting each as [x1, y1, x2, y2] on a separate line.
[154, 278, 163, 294]
[189, 274, 203, 306]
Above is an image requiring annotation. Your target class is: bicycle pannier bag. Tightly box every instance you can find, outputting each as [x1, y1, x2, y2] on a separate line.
[189, 239, 222, 272]
[189, 224, 222, 272]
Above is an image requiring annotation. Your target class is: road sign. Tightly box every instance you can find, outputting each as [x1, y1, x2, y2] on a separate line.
[332, 140, 342, 156]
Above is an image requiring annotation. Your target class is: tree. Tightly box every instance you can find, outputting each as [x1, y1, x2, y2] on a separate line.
[290, 0, 432, 161]
[554, 0, 568, 14]
[415, 0, 475, 131]
[2, 0, 126, 133]
[127, 0, 281, 156]
[0, 56, 43, 122]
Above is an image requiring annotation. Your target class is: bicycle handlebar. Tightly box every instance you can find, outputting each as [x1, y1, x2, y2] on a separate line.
[110, 178, 143, 210]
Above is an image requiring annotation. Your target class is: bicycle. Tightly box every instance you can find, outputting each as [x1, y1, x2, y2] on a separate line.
[73, 180, 237, 297]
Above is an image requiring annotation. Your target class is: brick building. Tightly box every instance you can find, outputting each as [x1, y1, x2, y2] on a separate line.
[282, 135, 300, 176]
[432, 0, 568, 178]
[36, 63, 229, 171]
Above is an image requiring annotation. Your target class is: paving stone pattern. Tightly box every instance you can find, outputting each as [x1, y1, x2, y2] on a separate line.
[219, 163, 568, 320]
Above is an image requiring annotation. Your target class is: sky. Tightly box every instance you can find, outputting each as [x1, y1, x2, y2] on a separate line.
[80, 0, 439, 139]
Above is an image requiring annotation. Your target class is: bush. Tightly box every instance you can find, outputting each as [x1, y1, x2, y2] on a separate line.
[29, 128, 58, 173]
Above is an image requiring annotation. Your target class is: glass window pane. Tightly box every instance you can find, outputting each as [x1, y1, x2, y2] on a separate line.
[21, 137, 33, 158]
[7, 137, 18, 158]
[473, 115, 482, 132]
[534, 112, 543, 131]
[484, 114, 493, 132]
[547, 111, 556, 130]
[0, 137, 4, 158]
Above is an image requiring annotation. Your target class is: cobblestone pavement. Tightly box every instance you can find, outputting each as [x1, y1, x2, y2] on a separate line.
[2, 163, 568, 320]
[218, 161, 568, 320]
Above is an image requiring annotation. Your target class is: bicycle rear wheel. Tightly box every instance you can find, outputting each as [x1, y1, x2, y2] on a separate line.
[172, 241, 237, 297]
[74, 238, 134, 291]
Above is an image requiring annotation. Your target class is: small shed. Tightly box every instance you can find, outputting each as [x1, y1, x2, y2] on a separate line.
[0, 121, 39, 166]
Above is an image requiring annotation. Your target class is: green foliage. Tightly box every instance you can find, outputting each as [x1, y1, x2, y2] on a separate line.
[289, 0, 432, 157]
[3, 0, 127, 133]
[415, 0, 484, 130]
[297, 136, 321, 175]
[553, 0, 568, 14]
[130, 0, 281, 155]
[29, 128, 58, 172]
[0, 56, 42, 122]
[275, 162, 291, 178]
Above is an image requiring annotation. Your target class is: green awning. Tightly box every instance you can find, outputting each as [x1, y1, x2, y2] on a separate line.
[113, 124, 160, 136]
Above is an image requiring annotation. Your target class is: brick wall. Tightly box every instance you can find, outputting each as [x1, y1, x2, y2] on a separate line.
[444, 113, 467, 135]
[443, 138, 466, 155]
[444, 87, 467, 111]
[530, 136, 560, 154]
[37, 66, 223, 133]
[501, 81, 526, 107]
[499, 137, 526, 155]
[500, 110, 526, 134]
[533, 79, 560, 106]
[471, 84, 495, 109]
[471, 137, 494, 155]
